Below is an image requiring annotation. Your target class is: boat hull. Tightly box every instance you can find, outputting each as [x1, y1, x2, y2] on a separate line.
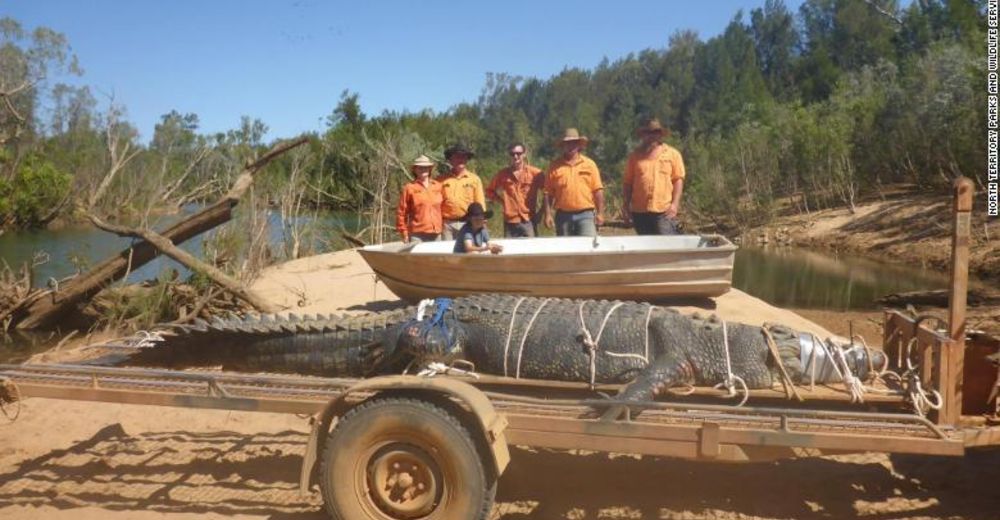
[358, 235, 737, 302]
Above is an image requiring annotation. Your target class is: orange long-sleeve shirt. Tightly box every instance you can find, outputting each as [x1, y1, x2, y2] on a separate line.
[486, 165, 543, 224]
[623, 144, 686, 213]
[438, 170, 485, 220]
[396, 179, 443, 237]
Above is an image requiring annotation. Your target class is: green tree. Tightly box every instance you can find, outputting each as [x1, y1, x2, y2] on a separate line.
[0, 152, 72, 227]
[690, 14, 772, 132]
[0, 17, 81, 171]
[751, 0, 800, 100]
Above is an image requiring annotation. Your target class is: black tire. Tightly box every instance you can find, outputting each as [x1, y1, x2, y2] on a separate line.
[319, 396, 495, 520]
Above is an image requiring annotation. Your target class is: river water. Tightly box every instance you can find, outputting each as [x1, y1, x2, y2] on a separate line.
[0, 208, 368, 288]
[733, 247, 951, 311]
[0, 221, 959, 362]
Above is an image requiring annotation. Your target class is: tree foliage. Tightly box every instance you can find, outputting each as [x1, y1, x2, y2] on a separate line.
[0, 0, 986, 236]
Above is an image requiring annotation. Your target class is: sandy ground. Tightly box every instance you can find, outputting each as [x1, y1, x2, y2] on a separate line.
[2, 248, 999, 519]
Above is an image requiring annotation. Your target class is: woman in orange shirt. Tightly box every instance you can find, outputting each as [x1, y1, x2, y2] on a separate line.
[396, 155, 444, 243]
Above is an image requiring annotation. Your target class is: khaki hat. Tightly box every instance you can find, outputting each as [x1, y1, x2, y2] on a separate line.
[410, 154, 435, 174]
[556, 128, 589, 146]
[444, 143, 475, 160]
[636, 118, 670, 137]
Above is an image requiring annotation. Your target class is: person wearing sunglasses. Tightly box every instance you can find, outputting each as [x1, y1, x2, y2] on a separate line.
[486, 142, 543, 237]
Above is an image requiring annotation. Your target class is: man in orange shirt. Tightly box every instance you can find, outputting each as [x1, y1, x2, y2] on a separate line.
[438, 143, 485, 240]
[622, 118, 686, 235]
[543, 128, 604, 237]
[396, 154, 443, 243]
[486, 142, 543, 237]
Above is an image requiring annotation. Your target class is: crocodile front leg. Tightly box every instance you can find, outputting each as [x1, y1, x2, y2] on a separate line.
[597, 351, 694, 421]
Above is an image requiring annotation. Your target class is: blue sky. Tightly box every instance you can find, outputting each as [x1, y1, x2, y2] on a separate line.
[7, 0, 806, 141]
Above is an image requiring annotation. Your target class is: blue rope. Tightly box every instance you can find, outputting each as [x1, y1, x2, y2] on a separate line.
[430, 297, 452, 325]
[423, 297, 452, 341]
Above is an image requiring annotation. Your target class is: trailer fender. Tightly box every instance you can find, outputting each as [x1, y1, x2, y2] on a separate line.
[299, 375, 510, 494]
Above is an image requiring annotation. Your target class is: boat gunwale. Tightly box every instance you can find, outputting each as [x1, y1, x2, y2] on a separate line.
[375, 271, 733, 290]
[359, 236, 739, 259]
[368, 263, 735, 278]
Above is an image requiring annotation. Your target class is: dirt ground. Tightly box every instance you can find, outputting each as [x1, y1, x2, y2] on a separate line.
[2, 247, 999, 519]
[3, 399, 999, 520]
[2, 400, 999, 520]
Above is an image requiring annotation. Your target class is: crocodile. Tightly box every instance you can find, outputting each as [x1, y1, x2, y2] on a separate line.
[120, 294, 885, 403]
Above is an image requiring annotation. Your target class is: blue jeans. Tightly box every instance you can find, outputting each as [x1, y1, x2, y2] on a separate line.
[555, 209, 597, 237]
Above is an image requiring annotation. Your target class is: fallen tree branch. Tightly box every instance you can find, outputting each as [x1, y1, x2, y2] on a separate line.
[11, 136, 308, 329]
[171, 287, 220, 325]
[340, 232, 367, 248]
[54, 330, 79, 351]
[88, 214, 280, 313]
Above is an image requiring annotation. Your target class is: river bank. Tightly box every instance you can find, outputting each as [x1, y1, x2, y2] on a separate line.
[744, 189, 998, 283]
[744, 189, 1000, 336]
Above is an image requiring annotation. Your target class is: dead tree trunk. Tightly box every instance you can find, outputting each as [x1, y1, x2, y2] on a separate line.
[9, 137, 307, 330]
[89, 101, 141, 209]
[88, 214, 279, 313]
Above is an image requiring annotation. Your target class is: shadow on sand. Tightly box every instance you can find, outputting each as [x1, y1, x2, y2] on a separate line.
[2, 424, 999, 519]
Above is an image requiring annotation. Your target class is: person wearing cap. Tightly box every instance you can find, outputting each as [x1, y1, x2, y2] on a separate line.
[396, 154, 444, 243]
[453, 202, 503, 254]
[439, 143, 485, 240]
[486, 142, 544, 237]
[622, 117, 686, 235]
[543, 128, 604, 237]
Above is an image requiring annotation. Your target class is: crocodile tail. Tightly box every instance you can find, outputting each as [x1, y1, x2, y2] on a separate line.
[114, 307, 416, 377]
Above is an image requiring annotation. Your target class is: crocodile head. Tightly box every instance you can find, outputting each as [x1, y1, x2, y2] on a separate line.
[388, 317, 466, 366]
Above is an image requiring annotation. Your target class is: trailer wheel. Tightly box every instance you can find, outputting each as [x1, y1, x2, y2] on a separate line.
[319, 396, 495, 520]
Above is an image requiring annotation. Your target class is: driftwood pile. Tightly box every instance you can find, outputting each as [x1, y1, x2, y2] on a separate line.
[85, 282, 253, 328]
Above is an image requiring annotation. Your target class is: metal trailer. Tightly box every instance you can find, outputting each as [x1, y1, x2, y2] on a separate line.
[1, 178, 997, 519]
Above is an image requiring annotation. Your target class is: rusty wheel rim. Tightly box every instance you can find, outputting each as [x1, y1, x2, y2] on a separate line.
[365, 443, 442, 518]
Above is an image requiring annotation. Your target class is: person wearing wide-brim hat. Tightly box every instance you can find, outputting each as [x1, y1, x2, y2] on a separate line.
[410, 154, 436, 172]
[453, 202, 502, 254]
[542, 128, 604, 237]
[396, 154, 444, 243]
[622, 117, 686, 235]
[443, 143, 476, 160]
[438, 143, 485, 241]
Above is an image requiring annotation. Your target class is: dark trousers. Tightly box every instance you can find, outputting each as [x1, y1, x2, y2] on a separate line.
[410, 232, 440, 242]
[631, 212, 679, 235]
[504, 221, 536, 238]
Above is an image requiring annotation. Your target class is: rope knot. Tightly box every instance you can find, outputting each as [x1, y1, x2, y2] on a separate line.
[577, 301, 624, 390]
[715, 321, 750, 407]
